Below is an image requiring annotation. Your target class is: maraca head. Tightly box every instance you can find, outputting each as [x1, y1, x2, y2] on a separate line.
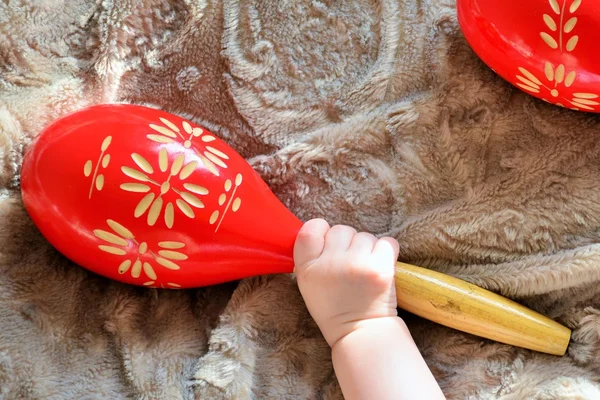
[457, 0, 600, 112]
[20, 104, 302, 288]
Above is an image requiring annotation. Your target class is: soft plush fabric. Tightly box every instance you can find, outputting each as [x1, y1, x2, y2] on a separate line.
[1, 0, 600, 398]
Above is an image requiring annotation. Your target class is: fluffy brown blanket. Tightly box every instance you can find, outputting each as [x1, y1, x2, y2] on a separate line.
[2, 0, 600, 398]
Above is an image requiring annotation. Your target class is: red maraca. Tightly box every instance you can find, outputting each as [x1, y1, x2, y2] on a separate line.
[457, 0, 600, 112]
[21, 104, 301, 289]
[20, 104, 571, 355]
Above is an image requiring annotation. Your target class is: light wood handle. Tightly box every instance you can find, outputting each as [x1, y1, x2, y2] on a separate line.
[394, 262, 571, 356]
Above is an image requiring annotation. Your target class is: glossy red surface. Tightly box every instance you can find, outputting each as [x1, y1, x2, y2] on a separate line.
[20, 104, 303, 288]
[457, 0, 600, 112]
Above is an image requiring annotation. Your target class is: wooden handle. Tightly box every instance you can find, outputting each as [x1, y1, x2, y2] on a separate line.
[394, 262, 571, 356]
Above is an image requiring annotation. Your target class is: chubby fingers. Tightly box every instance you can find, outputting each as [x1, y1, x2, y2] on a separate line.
[370, 236, 400, 275]
[324, 225, 357, 253]
[294, 220, 400, 275]
[348, 232, 378, 260]
[294, 218, 330, 269]
[375, 237, 399, 259]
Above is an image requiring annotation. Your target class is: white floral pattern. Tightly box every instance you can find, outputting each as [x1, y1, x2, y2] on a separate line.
[84, 136, 112, 198]
[515, 0, 598, 112]
[146, 117, 229, 176]
[120, 148, 208, 228]
[94, 219, 186, 287]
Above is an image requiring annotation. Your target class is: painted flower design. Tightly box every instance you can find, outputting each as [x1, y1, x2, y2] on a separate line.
[511, 0, 599, 112]
[540, 0, 581, 53]
[120, 148, 209, 228]
[93, 219, 186, 287]
[146, 117, 229, 177]
[516, 64, 599, 111]
[209, 173, 243, 232]
[84, 135, 112, 199]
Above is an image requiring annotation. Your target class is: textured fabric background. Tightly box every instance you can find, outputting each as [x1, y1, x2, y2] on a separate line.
[1, 0, 600, 398]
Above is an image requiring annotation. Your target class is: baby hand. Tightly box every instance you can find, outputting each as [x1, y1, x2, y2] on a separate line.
[293, 219, 400, 347]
